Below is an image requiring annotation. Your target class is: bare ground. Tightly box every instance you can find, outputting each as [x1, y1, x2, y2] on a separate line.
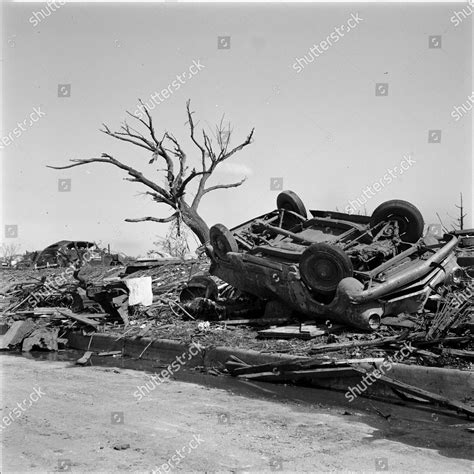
[0, 355, 472, 473]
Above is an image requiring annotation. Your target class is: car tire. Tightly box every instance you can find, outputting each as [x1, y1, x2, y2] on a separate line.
[299, 243, 353, 296]
[276, 190, 307, 218]
[210, 224, 239, 260]
[370, 200, 424, 243]
[180, 275, 218, 303]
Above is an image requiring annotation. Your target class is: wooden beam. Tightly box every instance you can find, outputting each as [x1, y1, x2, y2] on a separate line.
[238, 367, 356, 382]
[309, 335, 401, 354]
[230, 357, 383, 377]
[352, 366, 474, 417]
[57, 309, 99, 328]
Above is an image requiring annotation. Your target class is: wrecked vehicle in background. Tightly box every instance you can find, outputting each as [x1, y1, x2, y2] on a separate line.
[34, 241, 122, 269]
[206, 191, 462, 330]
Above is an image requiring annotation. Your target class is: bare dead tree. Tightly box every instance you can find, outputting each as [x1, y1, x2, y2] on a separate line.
[446, 192, 468, 231]
[454, 193, 466, 230]
[0, 243, 20, 265]
[47, 100, 254, 243]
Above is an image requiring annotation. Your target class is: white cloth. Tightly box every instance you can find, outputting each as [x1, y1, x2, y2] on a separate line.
[125, 276, 153, 307]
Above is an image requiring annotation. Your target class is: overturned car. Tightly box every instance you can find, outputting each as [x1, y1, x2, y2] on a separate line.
[206, 191, 462, 330]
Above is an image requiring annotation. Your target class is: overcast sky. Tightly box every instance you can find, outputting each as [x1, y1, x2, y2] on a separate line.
[1, 1, 472, 256]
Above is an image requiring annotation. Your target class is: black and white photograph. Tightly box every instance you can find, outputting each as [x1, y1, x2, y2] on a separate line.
[1, 0, 473, 472]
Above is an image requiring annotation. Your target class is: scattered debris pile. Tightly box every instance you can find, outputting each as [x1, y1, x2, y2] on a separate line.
[0, 268, 81, 314]
[224, 353, 474, 418]
[223, 284, 473, 417]
[0, 259, 472, 371]
[0, 256, 472, 419]
[0, 260, 212, 350]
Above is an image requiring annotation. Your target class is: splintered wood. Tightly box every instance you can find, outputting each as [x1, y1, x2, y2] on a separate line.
[427, 288, 473, 340]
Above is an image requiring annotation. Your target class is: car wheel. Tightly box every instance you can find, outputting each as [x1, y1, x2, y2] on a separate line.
[299, 243, 353, 296]
[180, 275, 218, 303]
[370, 200, 424, 243]
[276, 190, 307, 218]
[210, 224, 239, 260]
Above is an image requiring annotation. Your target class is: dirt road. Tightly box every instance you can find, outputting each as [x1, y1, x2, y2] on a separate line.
[0, 355, 472, 473]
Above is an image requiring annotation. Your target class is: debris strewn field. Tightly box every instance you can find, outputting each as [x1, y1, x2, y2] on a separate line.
[1, 259, 472, 368]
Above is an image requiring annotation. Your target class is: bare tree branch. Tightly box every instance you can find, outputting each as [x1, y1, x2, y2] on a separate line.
[48, 100, 255, 244]
[101, 123, 154, 151]
[202, 177, 247, 196]
[47, 153, 174, 206]
[186, 99, 206, 160]
[217, 128, 254, 163]
[125, 213, 178, 223]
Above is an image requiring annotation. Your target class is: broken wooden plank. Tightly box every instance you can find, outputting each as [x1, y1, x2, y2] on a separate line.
[257, 324, 327, 340]
[413, 349, 440, 359]
[230, 357, 384, 377]
[415, 335, 471, 347]
[219, 317, 292, 326]
[225, 360, 249, 373]
[0, 320, 36, 349]
[97, 351, 122, 357]
[228, 355, 251, 367]
[440, 348, 474, 360]
[33, 307, 65, 314]
[2, 293, 35, 314]
[76, 351, 93, 365]
[237, 367, 356, 382]
[309, 335, 401, 354]
[352, 366, 474, 417]
[57, 309, 99, 328]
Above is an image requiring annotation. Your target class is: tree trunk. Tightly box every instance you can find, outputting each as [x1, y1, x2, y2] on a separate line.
[178, 200, 210, 244]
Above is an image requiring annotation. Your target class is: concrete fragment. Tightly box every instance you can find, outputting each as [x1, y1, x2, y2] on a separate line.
[22, 327, 59, 352]
[0, 320, 36, 349]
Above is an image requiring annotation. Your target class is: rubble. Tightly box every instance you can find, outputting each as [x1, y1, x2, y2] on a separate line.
[22, 327, 59, 352]
[0, 320, 36, 349]
[0, 238, 472, 402]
